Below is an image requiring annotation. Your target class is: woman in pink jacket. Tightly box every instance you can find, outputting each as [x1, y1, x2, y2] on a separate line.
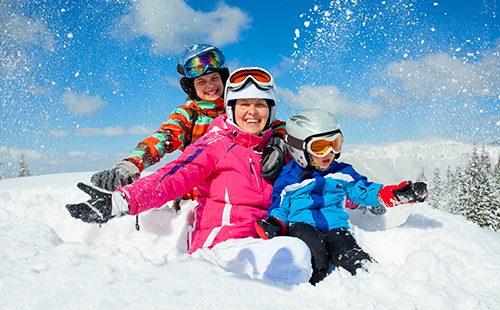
[66, 67, 312, 285]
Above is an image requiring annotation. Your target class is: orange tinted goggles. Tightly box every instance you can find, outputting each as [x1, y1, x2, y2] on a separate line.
[227, 68, 274, 91]
[306, 133, 343, 157]
[229, 68, 272, 83]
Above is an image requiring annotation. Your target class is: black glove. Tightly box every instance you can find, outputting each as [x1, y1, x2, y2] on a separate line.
[255, 217, 284, 239]
[261, 137, 287, 181]
[91, 160, 140, 191]
[66, 183, 127, 224]
[394, 181, 429, 203]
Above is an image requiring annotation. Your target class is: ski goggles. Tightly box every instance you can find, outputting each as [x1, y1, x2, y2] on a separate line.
[182, 49, 226, 79]
[227, 68, 274, 91]
[306, 133, 343, 157]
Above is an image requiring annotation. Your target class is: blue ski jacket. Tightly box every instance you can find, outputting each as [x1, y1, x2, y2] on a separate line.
[268, 160, 384, 233]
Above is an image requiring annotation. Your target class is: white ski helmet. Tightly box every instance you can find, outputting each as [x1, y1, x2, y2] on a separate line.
[285, 109, 342, 168]
[224, 67, 277, 130]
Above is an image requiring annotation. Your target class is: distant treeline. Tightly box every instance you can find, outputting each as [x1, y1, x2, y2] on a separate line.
[429, 145, 500, 231]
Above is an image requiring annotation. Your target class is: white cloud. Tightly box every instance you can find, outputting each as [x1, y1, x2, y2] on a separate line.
[370, 86, 405, 108]
[0, 1, 55, 82]
[76, 126, 125, 137]
[75, 125, 154, 137]
[0, 144, 122, 176]
[67, 151, 105, 158]
[62, 90, 106, 115]
[114, 0, 251, 54]
[165, 76, 179, 88]
[128, 125, 154, 135]
[50, 129, 69, 137]
[270, 56, 295, 78]
[0, 146, 43, 161]
[67, 151, 88, 157]
[382, 44, 500, 104]
[0, 1, 55, 50]
[280, 85, 382, 120]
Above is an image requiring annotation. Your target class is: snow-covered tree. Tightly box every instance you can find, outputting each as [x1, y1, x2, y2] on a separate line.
[18, 155, 30, 177]
[429, 168, 443, 210]
[460, 146, 497, 230]
[417, 168, 427, 182]
[450, 167, 465, 215]
[492, 156, 500, 231]
[0, 163, 6, 180]
[493, 156, 500, 192]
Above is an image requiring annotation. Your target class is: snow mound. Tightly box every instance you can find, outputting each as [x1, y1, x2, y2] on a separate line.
[1, 173, 499, 309]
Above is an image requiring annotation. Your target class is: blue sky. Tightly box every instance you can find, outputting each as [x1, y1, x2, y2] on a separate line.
[0, 0, 498, 175]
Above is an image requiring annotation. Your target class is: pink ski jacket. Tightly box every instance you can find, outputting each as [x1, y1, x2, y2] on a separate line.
[117, 115, 273, 253]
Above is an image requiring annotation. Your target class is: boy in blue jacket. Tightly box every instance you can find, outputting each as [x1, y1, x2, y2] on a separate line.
[256, 109, 428, 285]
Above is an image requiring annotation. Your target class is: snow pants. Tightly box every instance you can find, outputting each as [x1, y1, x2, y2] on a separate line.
[194, 236, 312, 285]
[288, 223, 372, 284]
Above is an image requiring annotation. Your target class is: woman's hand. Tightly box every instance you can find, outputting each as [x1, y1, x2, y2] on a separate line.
[66, 183, 129, 224]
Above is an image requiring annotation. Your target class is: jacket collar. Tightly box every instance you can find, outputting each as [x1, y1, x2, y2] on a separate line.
[209, 115, 271, 149]
[187, 98, 224, 110]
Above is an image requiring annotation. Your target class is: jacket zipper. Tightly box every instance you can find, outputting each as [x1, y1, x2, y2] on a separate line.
[249, 157, 262, 190]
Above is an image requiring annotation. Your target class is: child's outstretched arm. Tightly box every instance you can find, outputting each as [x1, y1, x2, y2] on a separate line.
[344, 179, 428, 208]
[378, 181, 429, 207]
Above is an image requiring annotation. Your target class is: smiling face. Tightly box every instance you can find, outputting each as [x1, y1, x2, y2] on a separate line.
[233, 98, 270, 135]
[193, 72, 224, 101]
[310, 152, 335, 170]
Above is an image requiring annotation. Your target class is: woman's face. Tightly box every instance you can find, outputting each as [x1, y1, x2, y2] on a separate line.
[193, 72, 224, 101]
[310, 152, 335, 170]
[234, 98, 270, 135]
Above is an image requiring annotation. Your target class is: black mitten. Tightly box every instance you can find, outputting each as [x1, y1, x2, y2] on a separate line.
[90, 160, 140, 191]
[261, 137, 287, 181]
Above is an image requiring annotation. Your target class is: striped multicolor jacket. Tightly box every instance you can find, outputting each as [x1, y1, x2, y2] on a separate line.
[125, 98, 286, 172]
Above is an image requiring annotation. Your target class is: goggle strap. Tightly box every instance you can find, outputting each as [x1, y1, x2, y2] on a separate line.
[285, 134, 305, 151]
[306, 130, 342, 141]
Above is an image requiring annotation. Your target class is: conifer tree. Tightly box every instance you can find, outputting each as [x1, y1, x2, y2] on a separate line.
[417, 168, 427, 182]
[429, 168, 443, 210]
[442, 166, 454, 213]
[18, 155, 30, 177]
[493, 156, 500, 191]
[461, 146, 481, 223]
[0, 163, 6, 180]
[453, 167, 466, 215]
[461, 146, 496, 230]
[492, 156, 500, 231]
[477, 147, 499, 231]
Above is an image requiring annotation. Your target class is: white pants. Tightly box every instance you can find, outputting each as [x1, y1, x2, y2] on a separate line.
[194, 237, 312, 285]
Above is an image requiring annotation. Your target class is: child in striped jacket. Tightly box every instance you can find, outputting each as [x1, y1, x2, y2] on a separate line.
[90, 44, 286, 202]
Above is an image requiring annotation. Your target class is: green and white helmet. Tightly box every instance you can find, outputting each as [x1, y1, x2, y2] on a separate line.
[285, 109, 342, 168]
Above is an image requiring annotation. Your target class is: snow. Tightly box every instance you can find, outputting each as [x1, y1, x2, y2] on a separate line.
[1, 170, 499, 309]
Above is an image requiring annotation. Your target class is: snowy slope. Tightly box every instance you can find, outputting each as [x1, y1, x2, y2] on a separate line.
[1, 172, 499, 310]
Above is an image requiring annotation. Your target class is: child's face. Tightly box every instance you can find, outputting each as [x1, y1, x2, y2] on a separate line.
[194, 72, 224, 101]
[310, 152, 335, 170]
